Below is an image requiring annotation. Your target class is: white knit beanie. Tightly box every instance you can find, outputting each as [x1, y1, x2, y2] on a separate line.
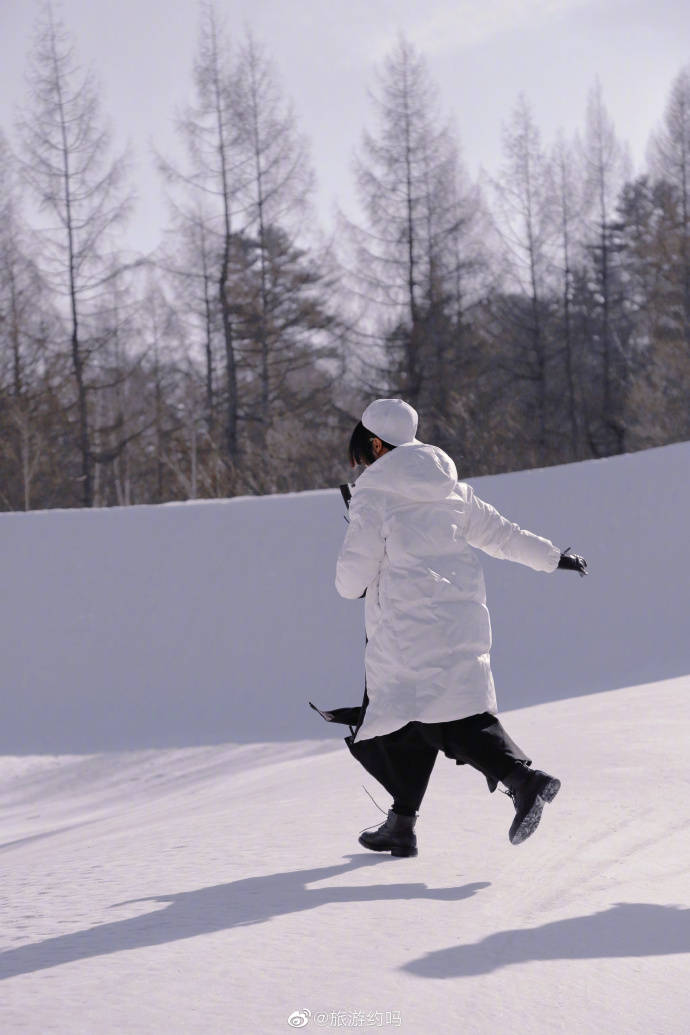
[361, 398, 419, 446]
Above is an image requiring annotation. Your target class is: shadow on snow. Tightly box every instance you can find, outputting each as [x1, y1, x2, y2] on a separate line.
[401, 902, 690, 978]
[0, 854, 489, 981]
[3, 851, 689, 984]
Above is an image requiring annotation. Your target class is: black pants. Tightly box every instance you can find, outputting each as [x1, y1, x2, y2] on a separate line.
[345, 712, 531, 815]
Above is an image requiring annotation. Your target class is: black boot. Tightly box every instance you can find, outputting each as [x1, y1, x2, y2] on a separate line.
[358, 809, 418, 857]
[502, 763, 561, 845]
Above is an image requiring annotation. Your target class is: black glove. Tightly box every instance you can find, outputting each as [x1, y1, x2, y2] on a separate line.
[558, 548, 588, 577]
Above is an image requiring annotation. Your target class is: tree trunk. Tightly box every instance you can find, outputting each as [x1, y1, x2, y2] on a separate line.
[212, 38, 239, 467]
[54, 37, 92, 505]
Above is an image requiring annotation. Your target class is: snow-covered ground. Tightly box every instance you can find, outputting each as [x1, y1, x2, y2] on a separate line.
[2, 676, 689, 1033]
[1, 441, 689, 1032]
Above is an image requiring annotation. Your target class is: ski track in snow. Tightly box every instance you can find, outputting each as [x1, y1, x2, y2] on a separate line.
[1, 677, 689, 1034]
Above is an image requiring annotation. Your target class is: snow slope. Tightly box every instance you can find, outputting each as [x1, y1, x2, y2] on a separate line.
[1, 440, 689, 753]
[1, 676, 689, 1034]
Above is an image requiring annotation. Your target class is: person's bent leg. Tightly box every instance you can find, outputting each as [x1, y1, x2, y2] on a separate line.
[436, 713, 561, 845]
[345, 723, 438, 856]
[435, 713, 531, 792]
[345, 722, 438, 813]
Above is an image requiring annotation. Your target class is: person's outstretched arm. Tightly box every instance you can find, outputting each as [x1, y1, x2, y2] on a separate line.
[462, 484, 562, 573]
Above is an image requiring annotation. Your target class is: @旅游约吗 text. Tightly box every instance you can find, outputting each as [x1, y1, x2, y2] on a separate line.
[287, 1008, 402, 1028]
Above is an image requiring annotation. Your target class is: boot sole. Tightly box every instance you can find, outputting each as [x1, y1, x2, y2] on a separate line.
[510, 776, 561, 845]
[358, 835, 418, 857]
[540, 776, 561, 803]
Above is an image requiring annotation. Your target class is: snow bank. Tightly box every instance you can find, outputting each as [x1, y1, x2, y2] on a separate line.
[1, 441, 688, 753]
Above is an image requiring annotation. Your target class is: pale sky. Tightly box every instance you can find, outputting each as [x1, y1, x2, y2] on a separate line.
[2, 0, 689, 255]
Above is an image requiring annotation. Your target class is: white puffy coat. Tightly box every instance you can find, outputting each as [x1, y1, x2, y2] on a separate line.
[335, 442, 561, 742]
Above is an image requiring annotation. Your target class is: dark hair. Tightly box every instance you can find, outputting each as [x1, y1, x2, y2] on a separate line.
[348, 421, 395, 467]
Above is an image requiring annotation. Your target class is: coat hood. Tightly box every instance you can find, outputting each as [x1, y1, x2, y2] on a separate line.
[355, 442, 458, 502]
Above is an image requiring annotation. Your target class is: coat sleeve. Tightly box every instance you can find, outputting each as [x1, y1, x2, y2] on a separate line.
[462, 485, 561, 573]
[335, 493, 386, 599]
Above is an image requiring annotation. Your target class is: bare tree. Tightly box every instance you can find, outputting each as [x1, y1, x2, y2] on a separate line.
[491, 95, 556, 463]
[0, 131, 65, 510]
[346, 35, 482, 451]
[551, 130, 584, 457]
[232, 33, 309, 433]
[229, 30, 337, 469]
[649, 65, 690, 346]
[15, 4, 133, 505]
[578, 80, 631, 455]
[157, 198, 221, 443]
[619, 175, 690, 447]
[350, 35, 437, 398]
[157, 3, 243, 472]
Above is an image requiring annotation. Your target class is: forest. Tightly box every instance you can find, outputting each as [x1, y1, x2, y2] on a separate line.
[1, 3, 689, 510]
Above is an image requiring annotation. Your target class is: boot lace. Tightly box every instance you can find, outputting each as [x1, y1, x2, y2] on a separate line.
[358, 784, 390, 835]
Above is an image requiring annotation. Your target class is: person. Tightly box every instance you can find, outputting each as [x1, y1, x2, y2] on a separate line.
[329, 398, 588, 858]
